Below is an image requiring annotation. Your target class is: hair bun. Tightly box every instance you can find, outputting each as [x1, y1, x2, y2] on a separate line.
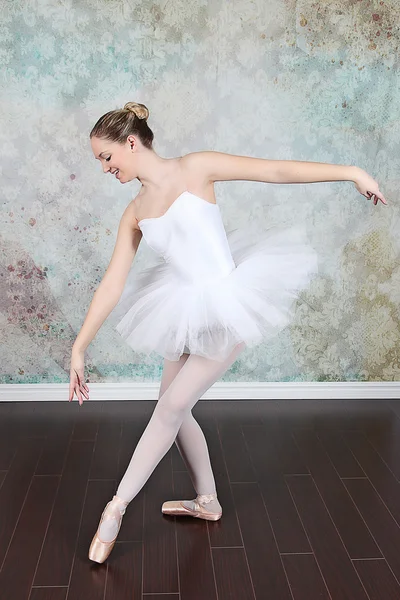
[123, 102, 149, 120]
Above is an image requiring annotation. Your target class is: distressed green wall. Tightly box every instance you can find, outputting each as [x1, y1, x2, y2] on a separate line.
[1, 0, 399, 383]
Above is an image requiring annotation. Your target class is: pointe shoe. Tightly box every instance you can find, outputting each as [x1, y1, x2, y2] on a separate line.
[88, 495, 128, 563]
[161, 493, 222, 521]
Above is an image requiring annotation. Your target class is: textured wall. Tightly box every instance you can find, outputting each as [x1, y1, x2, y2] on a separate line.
[1, 0, 399, 384]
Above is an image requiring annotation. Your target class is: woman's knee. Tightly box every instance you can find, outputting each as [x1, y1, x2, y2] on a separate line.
[156, 393, 189, 428]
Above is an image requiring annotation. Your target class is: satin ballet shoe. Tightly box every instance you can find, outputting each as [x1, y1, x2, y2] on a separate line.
[88, 494, 128, 563]
[161, 492, 222, 521]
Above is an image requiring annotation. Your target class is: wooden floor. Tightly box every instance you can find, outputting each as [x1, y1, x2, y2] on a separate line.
[1, 398, 400, 599]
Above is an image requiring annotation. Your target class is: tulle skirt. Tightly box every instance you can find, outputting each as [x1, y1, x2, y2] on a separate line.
[112, 224, 319, 362]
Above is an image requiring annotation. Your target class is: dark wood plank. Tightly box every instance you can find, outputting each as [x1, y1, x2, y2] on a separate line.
[242, 423, 309, 479]
[102, 406, 151, 590]
[275, 399, 389, 433]
[342, 400, 394, 434]
[72, 400, 102, 441]
[212, 400, 273, 427]
[30, 402, 75, 441]
[67, 480, 115, 600]
[89, 403, 121, 480]
[0, 434, 18, 471]
[316, 429, 365, 478]
[363, 414, 400, 481]
[35, 415, 75, 475]
[142, 451, 178, 594]
[143, 594, 179, 600]
[0, 476, 59, 600]
[0, 403, 18, 469]
[243, 424, 311, 553]
[343, 430, 400, 525]
[212, 548, 255, 600]
[12, 402, 48, 439]
[218, 420, 257, 483]
[232, 482, 292, 599]
[271, 399, 326, 430]
[259, 478, 311, 554]
[312, 399, 366, 431]
[173, 470, 217, 600]
[104, 541, 142, 600]
[194, 403, 244, 549]
[1, 398, 400, 600]
[171, 439, 186, 471]
[344, 478, 400, 583]
[0, 470, 6, 490]
[264, 424, 310, 475]
[0, 437, 43, 567]
[293, 429, 381, 559]
[353, 559, 400, 600]
[385, 399, 400, 420]
[286, 475, 369, 600]
[33, 440, 94, 586]
[30, 587, 67, 600]
[282, 553, 331, 600]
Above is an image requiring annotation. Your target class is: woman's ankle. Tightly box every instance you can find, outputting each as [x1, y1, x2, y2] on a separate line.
[193, 492, 221, 513]
[113, 494, 129, 505]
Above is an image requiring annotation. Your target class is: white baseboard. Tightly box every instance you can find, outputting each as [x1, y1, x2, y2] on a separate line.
[0, 382, 399, 402]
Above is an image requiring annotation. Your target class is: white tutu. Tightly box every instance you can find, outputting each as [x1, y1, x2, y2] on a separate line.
[112, 222, 318, 363]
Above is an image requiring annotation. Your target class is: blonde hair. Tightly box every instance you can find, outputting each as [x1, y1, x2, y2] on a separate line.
[89, 102, 154, 149]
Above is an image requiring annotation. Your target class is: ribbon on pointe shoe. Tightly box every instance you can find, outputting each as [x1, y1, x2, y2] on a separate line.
[98, 496, 128, 540]
[188, 493, 218, 511]
[88, 495, 128, 563]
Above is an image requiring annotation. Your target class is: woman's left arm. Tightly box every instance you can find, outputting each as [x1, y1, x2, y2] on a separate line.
[187, 152, 388, 206]
[273, 161, 388, 205]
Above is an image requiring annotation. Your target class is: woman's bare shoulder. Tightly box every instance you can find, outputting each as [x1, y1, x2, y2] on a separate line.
[180, 151, 205, 170]
[122, 197, 142, 232]
[180, 151, 214, 186]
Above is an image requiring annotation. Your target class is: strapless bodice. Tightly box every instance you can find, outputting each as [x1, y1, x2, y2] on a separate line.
[115, 190, 319, 362]
[138, 192, 236, 285]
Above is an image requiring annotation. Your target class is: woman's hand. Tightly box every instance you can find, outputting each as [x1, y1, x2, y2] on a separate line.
[69, 348, 90, 406]
[353, 168, 388, 205]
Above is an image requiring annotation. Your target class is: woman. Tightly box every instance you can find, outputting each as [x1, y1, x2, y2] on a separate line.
[68, 101, 387, 563]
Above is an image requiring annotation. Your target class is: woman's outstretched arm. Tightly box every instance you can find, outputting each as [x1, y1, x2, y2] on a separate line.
[260, 159, 356, 184]
[185, 152, 387, 204]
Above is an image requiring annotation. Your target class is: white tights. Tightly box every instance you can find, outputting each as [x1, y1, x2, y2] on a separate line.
[98, 343, 245, 541]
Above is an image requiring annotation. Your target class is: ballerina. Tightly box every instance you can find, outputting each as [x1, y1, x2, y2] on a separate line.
[68, 101, 387, 563]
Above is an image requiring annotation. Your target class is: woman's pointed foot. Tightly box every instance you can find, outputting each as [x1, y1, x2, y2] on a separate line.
[161, 493, 222, 521]
[88, 494, 128, 563]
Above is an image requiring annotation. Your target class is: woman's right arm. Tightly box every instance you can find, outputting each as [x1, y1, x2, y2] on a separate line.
[73, 202, 142, 353]
[69, 202, 142, 403]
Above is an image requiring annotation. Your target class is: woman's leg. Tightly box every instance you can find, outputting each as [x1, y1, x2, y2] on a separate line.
[158, 354, 221, 513]
[98, 349, 233, 542]
[115, 342, 246, 504]
[158, 354, 218, 496]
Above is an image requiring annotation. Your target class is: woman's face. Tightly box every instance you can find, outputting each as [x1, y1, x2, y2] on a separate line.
[91, 136, 137, 184]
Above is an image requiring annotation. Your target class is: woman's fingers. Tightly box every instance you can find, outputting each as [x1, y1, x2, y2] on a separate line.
[68, 352, 88, 404]
[75, 384, 84, 406]
[69, 378, 87, 405]
[367, 191, 387, 205]
[75, 371, 90, 403]
[80, 385, 90, 399]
